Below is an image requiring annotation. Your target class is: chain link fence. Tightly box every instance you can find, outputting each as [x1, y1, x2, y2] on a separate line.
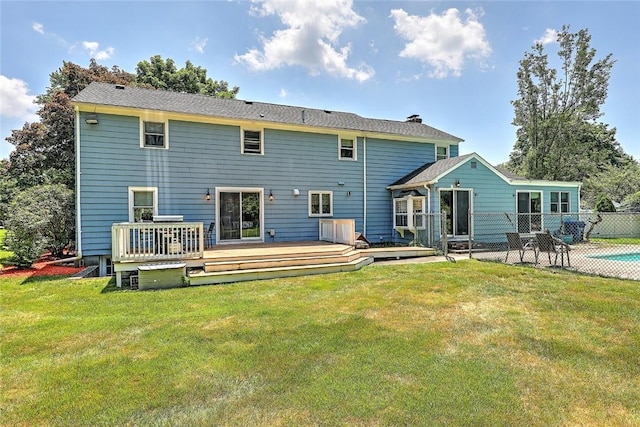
[408, 212, 640, 281]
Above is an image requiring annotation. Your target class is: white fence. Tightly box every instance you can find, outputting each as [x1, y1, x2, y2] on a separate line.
[319, 219, 355, 246]
[112, 222, 204, 262]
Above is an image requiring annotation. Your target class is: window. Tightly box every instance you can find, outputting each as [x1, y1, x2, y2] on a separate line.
[393, 196, 427, 230]
[142, 121, 166, 148]
[550, 191, 570, 213]
[517, 191, 542, 233]
[339, 138, 356, 160]
[436, 146, 448, 161]
[309, 191, 333, 217]
[128, 187, 158, 222]
[243, 129, 263, 154]
[394, 199, 408, 227]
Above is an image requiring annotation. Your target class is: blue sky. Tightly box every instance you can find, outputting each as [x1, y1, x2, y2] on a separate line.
[1, 1, 638, 165]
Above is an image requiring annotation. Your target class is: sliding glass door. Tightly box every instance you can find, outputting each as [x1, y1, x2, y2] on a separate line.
[440, 189, 471, 237]
[218, 188, 262, 242]
[517, 191, 542, 233]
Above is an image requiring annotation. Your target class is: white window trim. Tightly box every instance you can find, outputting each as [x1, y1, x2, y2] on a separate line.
[139, 118, 169, 149]
[393, 196, 427, 230]
[550, 191, 571, 213]
[338, 136, 357, 161]
[435, 144, 449, 161]
[241, 127, 264, 155]
[128, 186, 158, 222]
[308, 191, 333, 217]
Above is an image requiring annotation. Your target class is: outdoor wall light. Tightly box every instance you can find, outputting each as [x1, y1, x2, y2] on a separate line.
[85, 113, 99, 124]
[455, 179, 461, 187]
[269, 190, 275, 202]
[205, 189, 211, 201]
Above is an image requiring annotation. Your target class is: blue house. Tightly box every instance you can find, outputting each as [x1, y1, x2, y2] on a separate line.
[71, 83, 580, 284]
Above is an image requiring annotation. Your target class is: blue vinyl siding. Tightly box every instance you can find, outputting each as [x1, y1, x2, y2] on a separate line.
[365, 138, 436, 243]
[79, 113, 365, 255]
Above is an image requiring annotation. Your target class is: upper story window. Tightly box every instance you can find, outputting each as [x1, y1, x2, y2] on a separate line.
[550, 191, 570, 213]
[436, 146, 448, 161]
[142, 121, 167, 148]
[128, 187, 158, 222]
[309, 191, 333, 217]
[243, 129, 263, 155]
[339, 138, 356, 160]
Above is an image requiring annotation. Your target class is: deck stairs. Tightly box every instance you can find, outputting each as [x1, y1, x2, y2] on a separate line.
[187, 244, 373, 286]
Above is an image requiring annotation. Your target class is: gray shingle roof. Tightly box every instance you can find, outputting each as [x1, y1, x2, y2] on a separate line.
[495, 166, 526, 180]
[390, 153, 476, 186]
[72, 82, 463, 142]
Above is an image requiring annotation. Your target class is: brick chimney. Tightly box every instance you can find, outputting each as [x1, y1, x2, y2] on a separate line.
[406, 114, 422, 123]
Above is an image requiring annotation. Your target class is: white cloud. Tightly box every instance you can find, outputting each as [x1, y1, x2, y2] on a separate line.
[192, 36, 208, 53]
[32, 22, 67, 45]
[390, 8, 491, 79]
[279, 88, 287, 98]
[82, 41, 115, 60]
[32, 22, 44, 34]
[235, 0, 374, 82]
[535, 28, 558, 45]
[0, 75, 38, 120]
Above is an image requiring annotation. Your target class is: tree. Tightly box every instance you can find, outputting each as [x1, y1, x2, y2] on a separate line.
[0, 160, 17, 226]
[40, 59, 135, 102]
[620, 191, 640, 212]
[581, 162, 640, 208]
[508, 26, 618, 181]
[136, 55, 239, 98]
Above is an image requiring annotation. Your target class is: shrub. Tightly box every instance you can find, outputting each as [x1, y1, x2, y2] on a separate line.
[595, 195, 616, 212]
[4, 229, 46, 268]
[5, 184, 74, 267]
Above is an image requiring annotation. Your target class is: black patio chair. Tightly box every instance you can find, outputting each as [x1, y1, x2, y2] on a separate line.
[205, 222, 215, 248]
[535, 232, 571, 267]
[505, 232, 537, 263]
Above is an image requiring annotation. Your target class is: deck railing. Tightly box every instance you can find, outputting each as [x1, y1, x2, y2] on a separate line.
[112, 222, 204, 262]
[319, 219, 355, 245]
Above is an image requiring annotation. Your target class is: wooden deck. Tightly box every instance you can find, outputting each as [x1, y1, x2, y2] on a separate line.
[202, 241, 354, 261]
[115, 241, 437, 288]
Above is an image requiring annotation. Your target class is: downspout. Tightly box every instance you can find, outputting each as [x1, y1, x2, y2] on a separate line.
[424, 184, 432, 246]
[363, 135, 367, 236]
[578, 183, 582, 214]
[74, 107, 82, 260]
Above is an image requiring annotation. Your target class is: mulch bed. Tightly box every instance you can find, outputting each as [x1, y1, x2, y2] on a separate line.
[0, 255, 85, 278]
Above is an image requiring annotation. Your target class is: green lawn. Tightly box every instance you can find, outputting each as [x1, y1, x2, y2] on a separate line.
[591, 237, 640, 245]
[2, 261, 639, 426]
